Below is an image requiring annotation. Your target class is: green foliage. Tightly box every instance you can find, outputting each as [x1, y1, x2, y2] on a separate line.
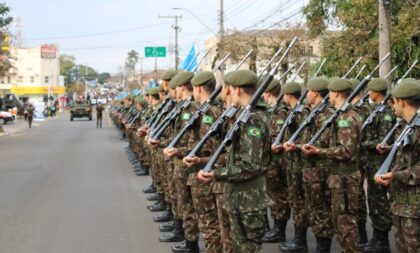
[0, 3, 13, 29]
[304, 0, 419, 79]
[98, 72, 111, 84]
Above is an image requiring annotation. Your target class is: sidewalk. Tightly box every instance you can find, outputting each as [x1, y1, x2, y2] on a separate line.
[0, 113, 62, 138]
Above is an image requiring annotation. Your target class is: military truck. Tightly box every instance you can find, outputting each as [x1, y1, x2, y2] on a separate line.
[70, 100, 92, 121]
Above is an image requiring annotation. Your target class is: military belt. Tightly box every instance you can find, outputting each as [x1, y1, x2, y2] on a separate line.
[394, 192, 420, 205]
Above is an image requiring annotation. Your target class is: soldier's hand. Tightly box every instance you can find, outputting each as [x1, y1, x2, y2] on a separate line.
[149, 139, 160, 148]
[374, 172, 393, 186]
[376, 144, 391, 155]
[283, 142, 297, 152]
[271, 143, 283, 153]
[197, 170, 214, 184]
[137, 128, 146, 137]
[183, 156, 200, 168]
[301, 144, 320, 156]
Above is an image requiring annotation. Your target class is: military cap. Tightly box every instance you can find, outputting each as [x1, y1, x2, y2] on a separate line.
[367, 78, 389, 92]
[223, 72, 233, 82]
[328, 78, 353, 92]
[265, 79, 280, 92]
[226, 70, 258, 87]
[135, 96, 147, 105]
[162, 70, 178, 81]
[191, 71, 216, 86]
[307, 77, 329, 91]
[391, 79, 420, 99]
[147, 87, 161, 96]
[349, 78, 360, 89]
[282, 82, 301, 94]
[170, 71, 194, 87]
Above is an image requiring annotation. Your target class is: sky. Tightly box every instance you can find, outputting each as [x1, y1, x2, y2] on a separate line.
[6, 0, 308, 74]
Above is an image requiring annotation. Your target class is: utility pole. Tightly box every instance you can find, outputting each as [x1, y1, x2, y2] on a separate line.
[139, 57, 144, 88]
[159, 15, 182, 70]
[379, 0, 392, 85]
[218, 0, 225, 77]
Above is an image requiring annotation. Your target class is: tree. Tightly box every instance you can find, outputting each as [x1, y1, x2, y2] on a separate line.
[0, 3, 12, 30]
[0, 3, 13, 77]
[304, 0, 419, 79]
[125, 50, 139, 81]
[59, 54, 76, 85]
[98, 72, 111, 84]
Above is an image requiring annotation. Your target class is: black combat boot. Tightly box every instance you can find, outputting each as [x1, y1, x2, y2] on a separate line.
[171, 240, 186, 253]
[153, 205, 173, 222]
[279, 226, 308, 252]
[143, 183, 156, 193]
[159, 219, 185, 242]
[159, 219, 174, 232]
[185, 240, 199, 253]
[147, 195, 167, 212]
[135, 165, 149, 176]
[147, 193, 160, 201]
[313, 237, 332, 253]
[358, 222, 369, 247]
[363, 229, 390, 253]
[262, 219, 287, 243]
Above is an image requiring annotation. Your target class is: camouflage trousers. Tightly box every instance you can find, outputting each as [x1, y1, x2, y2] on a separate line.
[149, 149, 162, 193]
[189, 174, 223, 253]
[366, 166, 392, 232]
[286, 167, 309, 228]
[214, 192, 233, 253]
[328, 171, 361, 253]
[227, 208, 267, 253]
[157, 152, 170, 202]
[173, 161, 199, 241]
[265, 166, 290, 221]
[393, 215, 420, 253]
[302, 166, 334, 238]
[167, 163, 181, 219]
[358, 167, 368, 224]
[137, 137, 150, 167]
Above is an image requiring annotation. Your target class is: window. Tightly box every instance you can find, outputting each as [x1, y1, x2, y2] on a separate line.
[17, 76, 23, 82]
[45, 76, 49, 83]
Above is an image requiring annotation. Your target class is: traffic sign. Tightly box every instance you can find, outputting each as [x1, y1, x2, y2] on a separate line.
[145, 47, 167, 58]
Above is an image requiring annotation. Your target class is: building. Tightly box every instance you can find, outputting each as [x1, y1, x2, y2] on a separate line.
[0, 45, 64, 103]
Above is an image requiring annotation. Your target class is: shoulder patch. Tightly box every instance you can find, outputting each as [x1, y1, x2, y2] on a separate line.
[384, 114, 393, 122]
[181, 113, 191, 121]
[338, 119, 350, 128]
[247, 126, 262, 138]
[276, 119, 284, 125]
[202, 115, 214, 124]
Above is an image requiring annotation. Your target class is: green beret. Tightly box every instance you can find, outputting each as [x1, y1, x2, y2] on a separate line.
[282, 82, 301, 94]
[367, 78, 389, 92]
[391, 79, 420, 99]
[226, 70, 258, 87]
[329, 76, 340, 83]
[170, 71, 194, 87]
[135, 96, 147, 105]
[328, 78, 353, 92]
[148, 87, 161, 96]
[307, 77, 329, 91]
[162, 70, 178, 81]
[191, 71, 216, 86]
[349, 78, 360, 90]
[223, 72, 233, 83]
[266, 79, 280, 92]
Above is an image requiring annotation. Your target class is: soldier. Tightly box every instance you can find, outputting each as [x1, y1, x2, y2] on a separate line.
[302, 78, 362, 253]
[284, 77, 335, 252]
[374, 79, 420, 253]
[198, 70, 272, 253]
[272, 82, 310, 252]
[96, 102, 105, 128]
[360, 78, 395, 253]
[27, 102, 35, 128]
[181, 71, 223, 253]
[261, 79, 291, 243]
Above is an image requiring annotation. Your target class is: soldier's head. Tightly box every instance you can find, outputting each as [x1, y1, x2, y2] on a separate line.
[222, 72, 233, 105]
[282, 82, 302, 107]
[307, 77, 329, 106]
[161, 70, 178, 92]
[148, 87, 161, 105]
[391, 79, 420, 119]
[226, 70, 258, 106]
[170, 71, 194, 100]
[263, 78, 281, 105]
[191, 71, 216, 103]
[367, 78, 388, 103]
[328, 78, 353, 108]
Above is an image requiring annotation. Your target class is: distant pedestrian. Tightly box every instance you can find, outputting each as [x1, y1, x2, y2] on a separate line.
[27, 103, 35, 128]
[96, 103, 105, 128]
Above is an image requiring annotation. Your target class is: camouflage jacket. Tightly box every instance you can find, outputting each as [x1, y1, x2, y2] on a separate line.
[268, 103, 289, 170]
[172, 100, 199, 158]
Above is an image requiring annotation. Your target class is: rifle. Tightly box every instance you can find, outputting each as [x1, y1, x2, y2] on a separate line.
[191, 50, 210, 72]
[202, 37, 299, 172]
[376, 113, 420, 175]
[127, 104, 149, 128]
[307, 53, 391, 145]
[355, 64, 367, 79]
[166, 50, 253, 149]
[186, 47, 286, 158]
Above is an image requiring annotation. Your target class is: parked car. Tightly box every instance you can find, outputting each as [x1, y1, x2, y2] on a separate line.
[0, 111, 15, 125]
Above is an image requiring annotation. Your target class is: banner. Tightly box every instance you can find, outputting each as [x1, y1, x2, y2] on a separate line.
[179, 44, 197, 71]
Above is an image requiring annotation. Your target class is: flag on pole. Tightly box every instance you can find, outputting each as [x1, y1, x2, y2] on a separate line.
[179, 44, 197, 71]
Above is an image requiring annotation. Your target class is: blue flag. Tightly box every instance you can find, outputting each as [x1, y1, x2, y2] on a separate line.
[179, 44, 197, 71]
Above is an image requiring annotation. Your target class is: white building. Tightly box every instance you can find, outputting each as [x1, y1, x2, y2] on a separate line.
[0, 45, 64, 103]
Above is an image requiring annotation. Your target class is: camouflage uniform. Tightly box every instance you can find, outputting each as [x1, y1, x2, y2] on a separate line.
[318, 108, 362, 253]
[214, 106, 273, 253]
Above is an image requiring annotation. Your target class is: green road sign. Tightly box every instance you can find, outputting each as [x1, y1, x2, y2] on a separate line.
[145, 47, 167, 58]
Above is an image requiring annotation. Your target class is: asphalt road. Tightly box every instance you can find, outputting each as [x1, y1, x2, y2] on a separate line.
[0, 112, 396, 253]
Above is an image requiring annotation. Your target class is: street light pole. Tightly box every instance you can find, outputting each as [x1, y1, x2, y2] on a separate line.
[172, 7, 216, 35]
[159, 15, 182, 70]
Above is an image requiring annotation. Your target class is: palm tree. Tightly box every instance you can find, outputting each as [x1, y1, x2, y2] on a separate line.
[125, 50, 139, 81]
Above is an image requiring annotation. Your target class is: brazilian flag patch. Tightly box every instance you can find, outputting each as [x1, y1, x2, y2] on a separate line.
[202, 115, 214, 124]
[276, 119, 284, 125]
[247, 126, 262, 138]
[384, 114, 393, 122]
[181, 113, 191, 121]
[338, 119, 350, 128]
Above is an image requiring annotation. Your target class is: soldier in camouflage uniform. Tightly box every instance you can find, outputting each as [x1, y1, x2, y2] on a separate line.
[285, 78, 335, 252]
[302, 78, 362, 253]
[360, 78, 395, 253]
[375, 79, 420, 253]
[272, 82, 310, 253]
[199, 70, 273, 253]
[261, 79, 291, 243]
[129, 96, 149, 175]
